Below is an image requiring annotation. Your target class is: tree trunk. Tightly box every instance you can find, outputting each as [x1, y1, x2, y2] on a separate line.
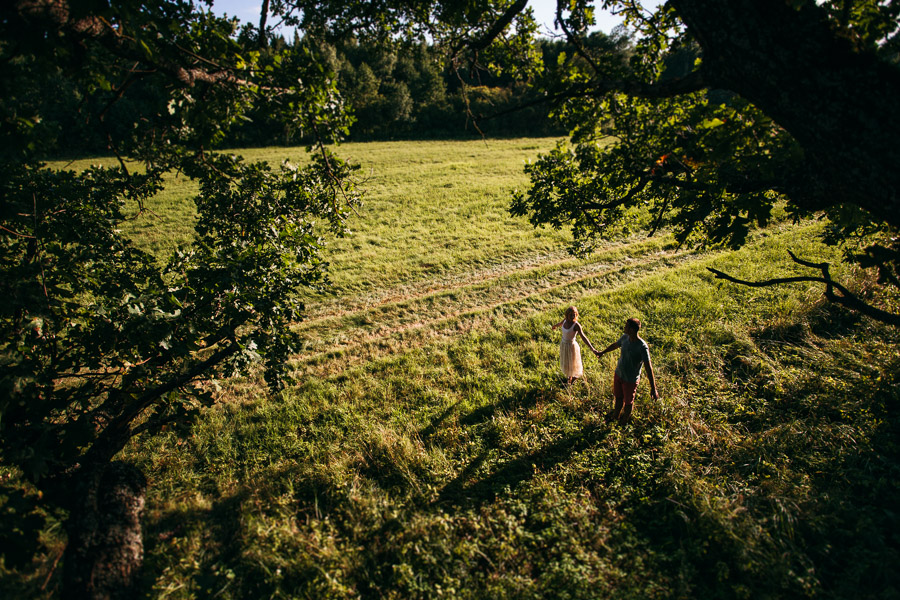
[671, 0, 900, 227]
[259, 0, 271, 49]
[62, 462, 147, 600]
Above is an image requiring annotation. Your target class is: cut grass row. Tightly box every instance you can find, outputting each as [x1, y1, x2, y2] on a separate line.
[53, 138, 572, 296]
[289, 221, 817, 378]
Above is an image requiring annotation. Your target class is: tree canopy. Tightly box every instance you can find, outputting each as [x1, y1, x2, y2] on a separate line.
[1, 0, 365, 593]
[508, 0, 900, 324]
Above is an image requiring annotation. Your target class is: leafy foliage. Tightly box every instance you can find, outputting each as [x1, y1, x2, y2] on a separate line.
[0, 0, 360, 567]
[510, 0, 900, 321]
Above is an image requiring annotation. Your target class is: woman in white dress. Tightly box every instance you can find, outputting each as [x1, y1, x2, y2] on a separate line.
[551, 306, 601, 384]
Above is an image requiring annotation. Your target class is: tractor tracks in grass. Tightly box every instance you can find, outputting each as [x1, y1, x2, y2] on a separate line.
[299, 235, 672, 328]
[299, 247, 578, 324]
[289, 235, 699, 377]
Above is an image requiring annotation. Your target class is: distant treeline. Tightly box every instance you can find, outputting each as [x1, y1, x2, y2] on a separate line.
[30, 33, 618, 157]
[228, 35, 570, 145]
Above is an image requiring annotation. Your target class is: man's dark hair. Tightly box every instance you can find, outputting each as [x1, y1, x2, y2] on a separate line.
[626, 317, 641, 332]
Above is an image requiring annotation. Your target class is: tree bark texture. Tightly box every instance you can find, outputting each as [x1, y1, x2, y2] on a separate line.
[62, 462, 147, 600]
[671, 0, 900, 227]
[259, 0, 271, 48]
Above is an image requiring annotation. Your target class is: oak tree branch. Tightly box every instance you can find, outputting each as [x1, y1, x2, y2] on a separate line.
[708, 251, 900, 326]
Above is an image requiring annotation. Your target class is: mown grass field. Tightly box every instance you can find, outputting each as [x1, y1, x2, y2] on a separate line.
[15, 139, 900, 598]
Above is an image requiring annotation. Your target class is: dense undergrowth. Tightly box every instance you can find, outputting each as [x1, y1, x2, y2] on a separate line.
[117, 231, 899, 598]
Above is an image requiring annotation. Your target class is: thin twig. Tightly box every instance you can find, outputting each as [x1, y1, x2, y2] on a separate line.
[0, 223, 35, 238]
[649, 194, 671, 236]
[582, 176, 650, 211]
[40, 548, 65, 591]
[310, 119, 360, 217]
[33, 193, 50, 300]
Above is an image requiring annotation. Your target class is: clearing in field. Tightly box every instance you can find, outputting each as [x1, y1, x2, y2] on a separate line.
[29, 138, 900, 599]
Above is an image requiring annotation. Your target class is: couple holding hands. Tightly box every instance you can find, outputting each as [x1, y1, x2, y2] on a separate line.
[552, 306, 659, 425]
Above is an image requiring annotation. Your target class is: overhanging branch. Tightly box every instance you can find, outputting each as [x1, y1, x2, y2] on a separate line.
[15, 0, 245, 88]
[708, 251, 900, 326]
[541, 73, 706, 103]
[451, 0, 529, 60]
[582, 176, 650, 211]
[80, 340, 242, 469]
[602, 69, 706, 98]
[647, 172, 783, 195]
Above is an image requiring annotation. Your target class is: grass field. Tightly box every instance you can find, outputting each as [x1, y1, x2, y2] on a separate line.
[15, 139, 900, 598]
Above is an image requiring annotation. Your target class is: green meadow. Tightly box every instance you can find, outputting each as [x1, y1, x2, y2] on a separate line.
[20, 139, 900, 598]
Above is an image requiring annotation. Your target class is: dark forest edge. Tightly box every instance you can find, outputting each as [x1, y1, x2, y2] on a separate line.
[29, 31, 581, 157]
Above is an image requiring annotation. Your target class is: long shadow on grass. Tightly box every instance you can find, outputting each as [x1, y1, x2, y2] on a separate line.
[418, 400, 460, 441]
[435, 422, 611, 508]
[354, 385, 611, 596]
[614, 317, 900, 599]
[140, 488, 251, 596]
[141, 459, 372, 597]
[419, 386, 547, 443]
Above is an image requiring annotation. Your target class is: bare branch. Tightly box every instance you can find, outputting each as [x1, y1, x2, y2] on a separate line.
[310, 119, 361, 217]
[32, 193, 50, 302]
[647, 172, 783, 195]
[259, 0, 271, 49]
[0, 224, 35, 238]
[649, 194, 671, 236]
[708, 252, 900, 327]
[582, 176, 650, 211]
[521, 73, 705, 110]
[81, 340, 241, 468]
[451, 0, 529, 60]
[707, 268, 825, 288]
[786, 249, 827, 271]
[591, 70, 706, 99]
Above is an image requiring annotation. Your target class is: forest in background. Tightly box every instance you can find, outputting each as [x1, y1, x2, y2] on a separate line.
[29, 29, 610, 157]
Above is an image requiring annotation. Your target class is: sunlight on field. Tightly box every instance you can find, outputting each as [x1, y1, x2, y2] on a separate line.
[51, 138, 568, 290]
[313, 139, 573, 296]
[41, 139, 900, 600]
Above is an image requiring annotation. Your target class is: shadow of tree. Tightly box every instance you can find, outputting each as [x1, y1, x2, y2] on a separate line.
[614, 336, 900, 598]
[350, 384, 612, 597]
[418, 400, 460, 442]
[436, 424, 610, 507]
[459, 386, 546, 427]
[139, 488, 250, 597]
[135, 324, 900, 600]
[139, 458, 370, 597]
